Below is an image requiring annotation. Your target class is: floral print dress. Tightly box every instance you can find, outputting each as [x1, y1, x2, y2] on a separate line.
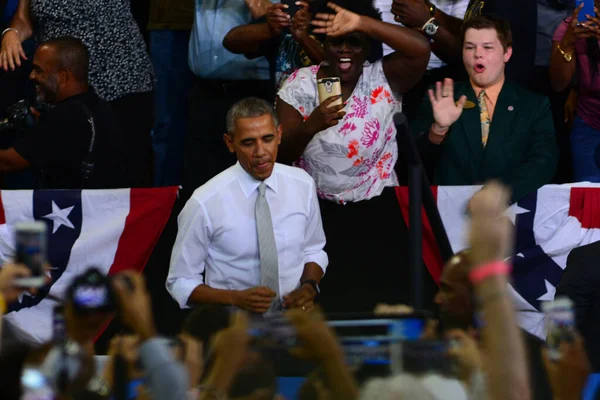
[277, 60, 401, 204]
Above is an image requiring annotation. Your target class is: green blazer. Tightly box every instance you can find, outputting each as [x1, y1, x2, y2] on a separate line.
[411, 80, 558, 203]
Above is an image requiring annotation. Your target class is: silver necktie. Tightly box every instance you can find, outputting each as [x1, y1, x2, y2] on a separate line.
[255, 182, 280, 312]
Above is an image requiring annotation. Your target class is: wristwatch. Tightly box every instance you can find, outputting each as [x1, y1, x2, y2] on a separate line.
[301, 279, 320, 295]
[422, 18, 440, 38]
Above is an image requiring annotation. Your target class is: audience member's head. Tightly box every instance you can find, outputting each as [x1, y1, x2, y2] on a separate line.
[224, 97, 282, 181]
[229, 352, 278, 400]
[461, 15, 512, 89]
[0, 342, 31, 400]
[297, 368, 329, 400]
[315, 0, 382, 84]
[434, 250, 475, 331]
[29, 36, 90, 104]
[359, 374, 433, 400]
[181, 304, 231, 353]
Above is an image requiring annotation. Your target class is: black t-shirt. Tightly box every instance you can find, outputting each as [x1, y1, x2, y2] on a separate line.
[13, 91, 137, 189]
[464, 0, 538, 89]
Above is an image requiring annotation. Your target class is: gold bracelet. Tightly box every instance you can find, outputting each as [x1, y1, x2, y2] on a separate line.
[557, 44, 573, 62]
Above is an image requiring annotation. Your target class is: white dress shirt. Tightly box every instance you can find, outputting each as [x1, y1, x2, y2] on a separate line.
[166, 162, 328, 308]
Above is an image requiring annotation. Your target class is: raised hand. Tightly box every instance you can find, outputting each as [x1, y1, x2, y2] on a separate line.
[291, 1, 312, 39]
[542, 333, 591, 400]
[428, 78, 467, 130]
[582, 6, 600, 39]
[446, 329, 482, 383]
[561, 4, 594, 49]
[390, 0, 431, 29]
[467, 182, 512, 267]
[0, 30, 27, 71]
[266, 3, 291, 35]
[0, 263, 33, 304]
[305, 95, 346, 133]
[311, 2, 361, 36]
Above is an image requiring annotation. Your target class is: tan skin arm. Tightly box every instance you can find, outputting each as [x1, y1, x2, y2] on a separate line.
[549, 40, 577, 93]
[7, 0, 33, 41]
[391, 1, 463, 64]
[244, 0, 272, 19]
[0, 148, 30, 173]
[0, 0, 33, 70]
[549, 5, 592, 92]
[276, 7, 430, 164]
[361, 17, 430, 96]
[427, 9, 464, 64]
[188, 284, 276, 314]
[223, 23, 276, 56]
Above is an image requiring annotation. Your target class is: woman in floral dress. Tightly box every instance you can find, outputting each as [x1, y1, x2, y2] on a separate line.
[276, 0, 434, 312]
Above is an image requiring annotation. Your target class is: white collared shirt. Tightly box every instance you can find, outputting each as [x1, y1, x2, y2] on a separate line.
[166, 162, 328, 308]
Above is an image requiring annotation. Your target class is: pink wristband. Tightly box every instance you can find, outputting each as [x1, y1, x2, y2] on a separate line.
[469, 261, 512, 284]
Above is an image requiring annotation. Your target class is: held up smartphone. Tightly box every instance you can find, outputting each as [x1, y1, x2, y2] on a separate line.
[67, 268, 116, 315]
[577, 0, 596, 23]
[14, 221, 47, 288]
[542, 296, 576, 361]
[52, 305, 69, 394]
[283, 0, 302, 17]
[53, 305, 67, 344]
[21, 368, 55, 400]
[317, 77, 343, 107]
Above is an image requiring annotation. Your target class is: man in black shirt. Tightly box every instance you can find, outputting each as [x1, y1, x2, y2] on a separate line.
[0, 36, 138, 189]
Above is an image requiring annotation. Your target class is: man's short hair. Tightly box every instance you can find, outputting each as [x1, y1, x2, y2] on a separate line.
[462, 15, 513, 51]
[40, 36, 90, 82]
[229, 354, 277, 399]
[181, 304, 231, 351]
[226, 97, 279, 136]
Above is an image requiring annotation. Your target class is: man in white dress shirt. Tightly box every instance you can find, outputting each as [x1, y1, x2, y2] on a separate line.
[166, 97, 328, 314]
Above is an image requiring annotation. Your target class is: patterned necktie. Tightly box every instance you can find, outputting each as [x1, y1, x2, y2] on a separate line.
[478, 90, 491, 147]
[255, 182, 280, 312]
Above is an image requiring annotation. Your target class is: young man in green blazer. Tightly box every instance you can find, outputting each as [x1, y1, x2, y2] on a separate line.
[412, 16, 558, 204]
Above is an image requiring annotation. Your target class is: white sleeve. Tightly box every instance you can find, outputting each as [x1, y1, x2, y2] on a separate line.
[303, 179, 328, 273]
[276, 67, 319, 120]
[166, 198, 211, 309]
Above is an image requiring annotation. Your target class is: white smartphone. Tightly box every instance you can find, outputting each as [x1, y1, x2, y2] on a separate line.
[14, 221, 47, 288]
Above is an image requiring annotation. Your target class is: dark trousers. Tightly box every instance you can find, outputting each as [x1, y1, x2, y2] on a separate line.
[150, 29, 194, 187]
[183, 78, 272, 200]
[109, 91, 155, 188]
[317, 187, 438, 315]
[527, 65, 572, 184]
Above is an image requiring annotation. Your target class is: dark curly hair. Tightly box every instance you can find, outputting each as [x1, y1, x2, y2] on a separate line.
[310, 0, 383, 61]
[310, 0, 382, 21]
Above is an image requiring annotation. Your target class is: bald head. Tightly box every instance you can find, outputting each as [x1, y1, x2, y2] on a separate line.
[443, 251, 472, 288]
[41, 36, 89, 83]
[435, 250, 475, 330]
